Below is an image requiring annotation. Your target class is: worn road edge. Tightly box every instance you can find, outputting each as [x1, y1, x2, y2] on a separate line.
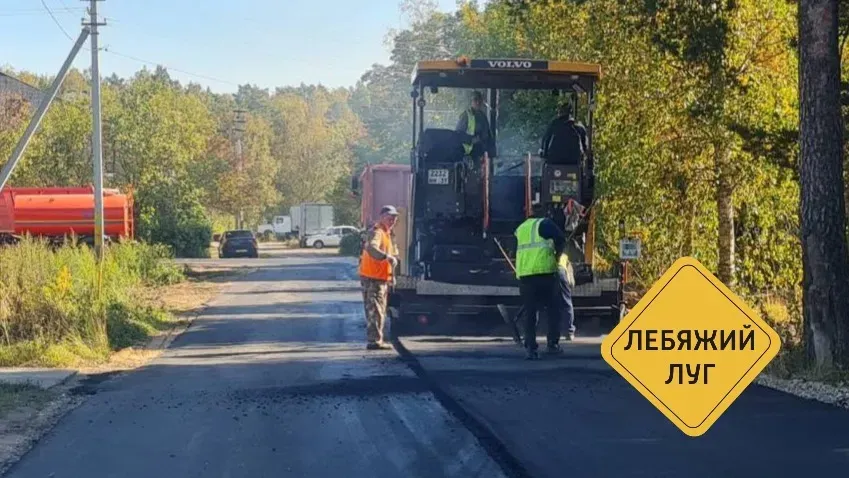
[0, 269, 254, 477]
[0, 306, 211, 478]
[391, 336, 534, 478]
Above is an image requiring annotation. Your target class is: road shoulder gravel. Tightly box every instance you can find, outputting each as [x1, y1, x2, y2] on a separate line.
[755, 374, 849, 409]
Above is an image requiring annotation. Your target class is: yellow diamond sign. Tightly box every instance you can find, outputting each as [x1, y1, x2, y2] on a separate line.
[600, 256, 782, 437]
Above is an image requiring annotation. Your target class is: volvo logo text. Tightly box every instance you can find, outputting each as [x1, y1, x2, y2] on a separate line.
[488, 60, 533, 68]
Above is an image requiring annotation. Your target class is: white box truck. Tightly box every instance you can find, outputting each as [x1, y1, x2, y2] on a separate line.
[257, 215, 294, 240]
[290, 203, 334, 247]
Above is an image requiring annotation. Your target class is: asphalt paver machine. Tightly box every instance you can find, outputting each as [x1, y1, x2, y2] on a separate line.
[387, 57, 626, 340]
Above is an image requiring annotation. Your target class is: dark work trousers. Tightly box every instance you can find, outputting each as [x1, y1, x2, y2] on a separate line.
[556, 267, 576, 336]
[519, 273, 561, 351]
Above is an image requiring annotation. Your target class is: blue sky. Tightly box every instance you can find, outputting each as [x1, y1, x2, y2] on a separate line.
[1, 0, 459, 93]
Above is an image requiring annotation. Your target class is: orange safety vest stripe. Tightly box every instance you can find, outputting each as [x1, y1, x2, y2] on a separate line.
[359, 226, 395, 281]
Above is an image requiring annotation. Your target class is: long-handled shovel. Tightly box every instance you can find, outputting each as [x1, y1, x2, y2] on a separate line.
[493, 237, 524, 345]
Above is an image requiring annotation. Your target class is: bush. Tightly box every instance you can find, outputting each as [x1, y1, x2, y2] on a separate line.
[339, 232, 363, 257]
[136, 178, 213, 258]
[0, 237, 185, 367]
[109, 240, 185, 286]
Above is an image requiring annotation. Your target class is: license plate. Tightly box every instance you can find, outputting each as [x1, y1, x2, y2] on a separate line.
[428, 169, 450, 185]
[549, 179, 578, 195]
[236, 249, 248, 253]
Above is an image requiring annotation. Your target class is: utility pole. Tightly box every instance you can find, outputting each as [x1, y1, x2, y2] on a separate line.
[233, 109, 247, 229]
[84, 0, 106, 260]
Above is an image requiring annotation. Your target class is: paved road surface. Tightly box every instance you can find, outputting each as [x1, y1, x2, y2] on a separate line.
[6, 253, 503, 478]
[6, 248, 849, 477]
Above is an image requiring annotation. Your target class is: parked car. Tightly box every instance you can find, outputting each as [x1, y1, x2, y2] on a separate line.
[304, 225, 360, 249]
[218, 230, 259, 258]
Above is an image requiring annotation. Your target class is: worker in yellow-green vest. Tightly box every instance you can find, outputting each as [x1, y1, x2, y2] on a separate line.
[455, 91, 493, 160]
[514, 203, 577, 360]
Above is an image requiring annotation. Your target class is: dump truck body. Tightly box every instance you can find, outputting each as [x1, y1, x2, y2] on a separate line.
[359, 164, 411, 228]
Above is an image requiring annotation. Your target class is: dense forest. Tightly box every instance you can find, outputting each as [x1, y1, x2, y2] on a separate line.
[2, 0, 848, 364]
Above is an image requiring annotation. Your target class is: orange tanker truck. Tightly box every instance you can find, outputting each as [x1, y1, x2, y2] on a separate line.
[0, 186, 134, 244]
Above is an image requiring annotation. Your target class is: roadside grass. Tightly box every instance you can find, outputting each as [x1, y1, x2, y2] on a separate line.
[0, 237, 190, 368]
[764, 345, 849, 385]
[742, 292, 849, 384]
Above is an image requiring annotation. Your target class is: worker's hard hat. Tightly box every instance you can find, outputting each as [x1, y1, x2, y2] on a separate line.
[380, 205, 399, 216]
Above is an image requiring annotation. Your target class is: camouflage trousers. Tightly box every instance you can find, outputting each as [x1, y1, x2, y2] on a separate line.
[361, 278, 390, 345]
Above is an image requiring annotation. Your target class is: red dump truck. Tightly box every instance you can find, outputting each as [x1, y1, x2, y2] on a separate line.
[357, 163, 411, 228]
[0, 186, 134, 243]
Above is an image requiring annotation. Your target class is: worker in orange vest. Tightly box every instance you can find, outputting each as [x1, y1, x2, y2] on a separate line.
[359, 205, 400, 350]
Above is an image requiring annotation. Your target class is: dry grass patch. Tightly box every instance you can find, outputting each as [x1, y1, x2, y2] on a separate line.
[0, 384, 54, 421]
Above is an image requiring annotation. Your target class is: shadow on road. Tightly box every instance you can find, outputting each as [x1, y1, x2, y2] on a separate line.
[226, 265, 359, 282]
[198, 300, 363, 320]
[231, 287, 364, 294]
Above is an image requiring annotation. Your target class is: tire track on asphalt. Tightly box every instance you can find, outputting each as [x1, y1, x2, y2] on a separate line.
[391, 337, 534, 478]
[330, 258, 530, 477]
[298, 263, 532, 478]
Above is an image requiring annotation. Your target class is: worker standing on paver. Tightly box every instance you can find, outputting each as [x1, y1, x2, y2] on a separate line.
[539, 102, 588, 166]
[556, 240, 577, 342]
[358, 205, 400, 350]
[514, 203, 569, 360]
[456, 91, 494, 160]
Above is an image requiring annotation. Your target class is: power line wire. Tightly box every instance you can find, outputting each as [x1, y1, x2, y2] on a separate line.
[55, 0, 76, 12]
[36, 1, 238, 88]
[0, 6, 84, 14]
[103, 48, 241, 87]
[37, 3, 409, 90]
[39, 0, 74, 40]
[0, 10, 83, 17]
[40, 7, 415, 87]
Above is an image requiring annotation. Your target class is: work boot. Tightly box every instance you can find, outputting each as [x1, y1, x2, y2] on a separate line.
[525, 349, 540, 360]
[545, 343, 563, 355]
[367, 342, 392, 351]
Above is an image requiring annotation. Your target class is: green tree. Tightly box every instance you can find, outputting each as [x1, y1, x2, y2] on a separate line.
[136, 174, 212, 258]
[455, 0, 798, 297]
[350, 1, 464, 169]
[270, 88, 364, 207]
[14, 96, 92, 187]
[210, 114, 280, 227]
[102, 69, 217, 256]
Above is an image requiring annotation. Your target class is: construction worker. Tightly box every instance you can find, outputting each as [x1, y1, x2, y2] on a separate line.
[358, 205, 400, 350]
[557, 243, 577, 342]
[514, 203, 570, 360]
[455, 91, 493, 160]
[539, 102, 588, 165]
